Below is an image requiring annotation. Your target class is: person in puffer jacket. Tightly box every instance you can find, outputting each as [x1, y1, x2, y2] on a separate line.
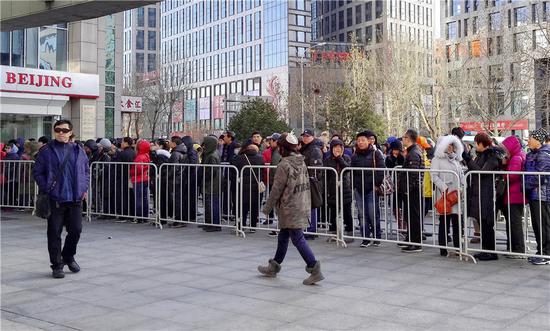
[501, 135, 527, 256]
[258, 132, 324, 285]
[430, 135, 465, 257]
[525, 128, 550, 265]
[323, 139, 353, 235]
[130, 140, 151, 220]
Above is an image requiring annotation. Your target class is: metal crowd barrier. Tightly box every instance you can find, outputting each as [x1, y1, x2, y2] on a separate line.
[6, 158, 550, 265]
[157, 163, 242, 234]
[239, 165, 341, 244]
[339, 167, 472, 261]
[0, 160, 37, 210]
[88, 161, 159, 226]
[464, 170, 550, 261]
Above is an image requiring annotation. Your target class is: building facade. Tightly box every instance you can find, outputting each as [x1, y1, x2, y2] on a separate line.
[311, 0, 435, 77]
[1, 15, 124, 142]
[159, 0, 311, 136]
[123, 3, 161, 88]
[441, 0, 549, 134]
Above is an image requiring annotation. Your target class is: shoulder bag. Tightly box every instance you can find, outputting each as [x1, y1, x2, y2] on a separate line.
[244, 155, 266, 193]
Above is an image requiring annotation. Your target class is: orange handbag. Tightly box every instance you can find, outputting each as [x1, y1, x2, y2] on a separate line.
[435, 190, 459, 215]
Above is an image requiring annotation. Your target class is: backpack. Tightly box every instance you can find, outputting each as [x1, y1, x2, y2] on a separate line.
[493, 147, 507, 199]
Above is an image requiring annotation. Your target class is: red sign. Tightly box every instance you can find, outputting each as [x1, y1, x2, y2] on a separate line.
[460, 119, 529, 131]
[311, 50, 351, 63]
[120, 96, 142, 112]
[1, 65, 99, 98]
[212, 96, 224, 119]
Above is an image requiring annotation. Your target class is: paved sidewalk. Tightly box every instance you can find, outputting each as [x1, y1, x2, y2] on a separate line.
[1, 211, 549, 331]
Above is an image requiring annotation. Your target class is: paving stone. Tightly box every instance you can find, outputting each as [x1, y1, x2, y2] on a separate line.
[3, 211, 549, 331]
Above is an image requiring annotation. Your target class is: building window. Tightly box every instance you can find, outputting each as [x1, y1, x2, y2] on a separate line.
[148, 31, 156, 51]
[464, 18, 468, 37]
[513, 32, 530, 52]
[375, 23, 383, 43]
[255, 12, 261, 39]
[356, 4, 362, 24]
[446, 21, 457, 40]
[347, 8, 353, 27]
[472, 16, 478, 33]
[39, 26, 68, 71]
[489, 12, 501, 31]
[489, 64, 504, 83]
[450, 0, 462, 16]
[136, 30, 144, 50]
[148, 53, 156, 72]
[246, 14, 253, 42]
[297, 15, 306, 26]
[511, 91, 529, 116]
[10, 29, 24, 67]
[148, 7, 156, 27]
[365, 1, 372, 21]
[365, 25, 373, 44]
[375, 0, 383, 18]
[136, 53, 144, 73]
[535, 29, 550, 49]
[255, 44, 261, 71]
[514, 7, 529, 27]
[246, 46, 252, 73]
[25, 28, 38, 68]
[338, 11, 344, 29]
[137, 7, 144, 27]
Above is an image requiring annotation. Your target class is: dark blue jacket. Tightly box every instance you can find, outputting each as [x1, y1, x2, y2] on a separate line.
[33, 141, 90, 203]
[525, 144, 550, 202]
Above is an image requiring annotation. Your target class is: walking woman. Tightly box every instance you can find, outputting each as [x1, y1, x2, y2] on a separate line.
[258, 133, 324, 285]
[430, 135, 465, 256]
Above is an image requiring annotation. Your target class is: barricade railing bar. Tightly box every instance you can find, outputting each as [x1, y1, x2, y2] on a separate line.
[239, 165, 342, 244]
[4, 159, 549, 264]
[339, 167, 473, 261]
[464, 170, 550, 261]
[88, 161, 159, 226]
[0, 160, 37, 210]
[157, 163, 242, 235]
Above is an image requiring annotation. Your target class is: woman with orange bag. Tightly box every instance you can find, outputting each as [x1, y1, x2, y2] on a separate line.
[430, 135, 465, 257]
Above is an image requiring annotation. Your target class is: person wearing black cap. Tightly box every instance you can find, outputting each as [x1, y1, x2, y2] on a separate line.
[258, 133, 324, 285]
[525, 128, 550, 265]
[115, 137, 136, 219]
[351, 130, 386, 247]
[300, 129, 323, 240]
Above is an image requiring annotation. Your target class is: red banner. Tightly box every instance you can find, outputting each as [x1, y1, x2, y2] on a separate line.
[460, 119, 529, 131]
[212, 96, 225, 119]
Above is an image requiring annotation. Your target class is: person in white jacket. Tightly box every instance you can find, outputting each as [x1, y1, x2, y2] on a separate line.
[431, 135, 465, 256]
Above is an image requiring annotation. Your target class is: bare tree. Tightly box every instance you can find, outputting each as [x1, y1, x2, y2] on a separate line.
[442, 1, 549, 136]
[123, 62, 193, 139]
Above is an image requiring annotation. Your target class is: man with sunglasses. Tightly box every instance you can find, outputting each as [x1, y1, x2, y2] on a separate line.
[34, 120, 90, 278]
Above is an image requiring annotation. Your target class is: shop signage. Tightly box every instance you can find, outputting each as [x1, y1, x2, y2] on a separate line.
[460, 119, 529, 131]
[120, 96, 143, 112]
[1, 65, 99, 98]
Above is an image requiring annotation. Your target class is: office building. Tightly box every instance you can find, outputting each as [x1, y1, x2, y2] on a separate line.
[160, 0, 311, 135]
[441, 0, 549, 133]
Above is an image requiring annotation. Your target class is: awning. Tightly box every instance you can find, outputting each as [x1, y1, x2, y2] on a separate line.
[0, 91, 68, 116]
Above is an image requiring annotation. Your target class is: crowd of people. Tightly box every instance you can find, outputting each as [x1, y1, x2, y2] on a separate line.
[2, 125, 550, 268]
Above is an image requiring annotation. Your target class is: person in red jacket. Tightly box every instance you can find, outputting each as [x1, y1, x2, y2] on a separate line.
[130, 140, 151, 220]
[501, 135, 527, 256]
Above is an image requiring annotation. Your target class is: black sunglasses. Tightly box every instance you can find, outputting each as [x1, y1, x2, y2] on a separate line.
[54, 128, 71, 134]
